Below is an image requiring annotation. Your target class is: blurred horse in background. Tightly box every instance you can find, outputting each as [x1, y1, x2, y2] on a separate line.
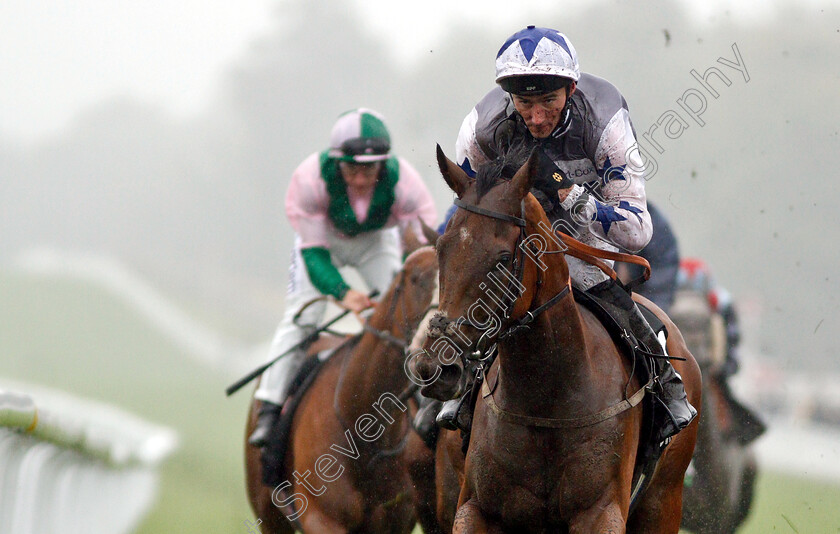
[670, 288, 761, 533]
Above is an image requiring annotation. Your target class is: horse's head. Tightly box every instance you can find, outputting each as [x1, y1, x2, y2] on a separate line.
[368, 246, 439, 352]
[670, 289, 726, 373]
[412, 145, 570, 400]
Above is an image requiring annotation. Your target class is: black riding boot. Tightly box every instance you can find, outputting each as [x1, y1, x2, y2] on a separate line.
[435, 391, 473, 432]
[248, 401, 282, 448]
[413, 397, 442, 448]
[588, 280, 697, 444]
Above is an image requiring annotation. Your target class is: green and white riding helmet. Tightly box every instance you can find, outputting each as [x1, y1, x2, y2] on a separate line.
[328, 108, 391, 163]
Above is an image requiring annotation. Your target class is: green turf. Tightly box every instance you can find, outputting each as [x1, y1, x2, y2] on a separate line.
[3, 271, 840, 533]
[0, 272, 254, 531]
[733, 471, 840, 533]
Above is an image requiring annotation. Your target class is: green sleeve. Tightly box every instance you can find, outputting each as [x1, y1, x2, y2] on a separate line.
[300, 247, 350, 300]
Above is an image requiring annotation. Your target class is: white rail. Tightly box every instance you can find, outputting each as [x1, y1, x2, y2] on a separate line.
[0, 381, 178, 534]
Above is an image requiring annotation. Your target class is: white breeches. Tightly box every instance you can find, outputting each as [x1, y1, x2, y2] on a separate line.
[254, 228, 401, 404]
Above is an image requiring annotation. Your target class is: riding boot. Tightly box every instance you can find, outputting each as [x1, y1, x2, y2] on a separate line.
[413, 397, 442, 448]
[248, 401, 283, 448]
[435, 391, 472, 432]
[650, 349, 698, 443]
[588, 280, 697, 444]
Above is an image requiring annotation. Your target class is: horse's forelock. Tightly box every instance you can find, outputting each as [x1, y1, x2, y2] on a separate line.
[474, 143, 533, 201]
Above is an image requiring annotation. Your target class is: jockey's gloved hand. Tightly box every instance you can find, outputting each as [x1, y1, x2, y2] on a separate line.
[339, 288, 375, 315]
[532, 146, 574, 195]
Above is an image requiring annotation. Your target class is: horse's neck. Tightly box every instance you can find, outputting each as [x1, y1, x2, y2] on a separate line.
[497, 269, 593, 413]
[335, 313, 410, 433]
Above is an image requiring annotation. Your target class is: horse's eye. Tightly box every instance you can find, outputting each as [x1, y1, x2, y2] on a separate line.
[497, 252, 513, 266]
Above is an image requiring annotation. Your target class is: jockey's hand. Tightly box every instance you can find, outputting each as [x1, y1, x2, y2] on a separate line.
[556, 185, 574, 203]
[338, 289, 374, 315]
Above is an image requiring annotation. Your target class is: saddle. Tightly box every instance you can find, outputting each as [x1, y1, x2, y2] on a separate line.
[260, 336, 360, 487]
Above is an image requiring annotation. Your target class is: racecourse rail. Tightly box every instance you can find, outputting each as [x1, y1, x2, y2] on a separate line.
[0, 381, 178, 534]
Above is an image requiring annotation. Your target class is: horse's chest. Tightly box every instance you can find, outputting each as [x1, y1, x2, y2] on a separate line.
[469, 427, 626, 523]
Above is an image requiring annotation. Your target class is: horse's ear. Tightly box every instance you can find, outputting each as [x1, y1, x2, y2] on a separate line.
[436, 144, 470, 198]
[419, 217, 440, 247]
[510, 148, 540, 200]
[401, 221, 424, 256]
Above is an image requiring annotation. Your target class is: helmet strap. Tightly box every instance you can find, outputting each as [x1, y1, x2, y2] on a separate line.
[550, 85, 574, 138]
[551, 105, 572, 138]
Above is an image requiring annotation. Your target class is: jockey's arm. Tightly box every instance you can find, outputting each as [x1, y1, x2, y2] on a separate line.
[286, 153, 353, 302]
[558, 109, 653, 253]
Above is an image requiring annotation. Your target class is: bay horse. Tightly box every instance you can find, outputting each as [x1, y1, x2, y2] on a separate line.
[245, 246, 439, 533]
[412, 146, 701, 533]
[669, 289, 759, 533]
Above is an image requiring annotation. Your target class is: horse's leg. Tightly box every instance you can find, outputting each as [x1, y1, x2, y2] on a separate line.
[297, 504, 350, 534]
[451, 500, 503, 534]
[729, 449, 759, 532]
[405, 432, 444, 534]
[627, 424, 698, 534]
[433, 429, 465, 533]
[568, 497, 627, 534]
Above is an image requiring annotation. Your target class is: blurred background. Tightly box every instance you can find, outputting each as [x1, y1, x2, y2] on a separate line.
[1, 0, 839, 531]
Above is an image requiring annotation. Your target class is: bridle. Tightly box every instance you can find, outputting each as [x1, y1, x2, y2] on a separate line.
[428, 196, 571, 363]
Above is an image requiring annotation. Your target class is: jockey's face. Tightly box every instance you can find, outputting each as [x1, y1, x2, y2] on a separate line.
[339, 161, 382, 192]
[511, 85, 575, 139]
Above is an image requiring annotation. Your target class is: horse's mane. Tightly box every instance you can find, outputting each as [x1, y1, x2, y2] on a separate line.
[474, 141, 534, 200]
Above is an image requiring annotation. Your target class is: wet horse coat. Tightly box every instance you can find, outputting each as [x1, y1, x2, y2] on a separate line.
[245, 247, 439, 534]
[413, 147, 701, 533]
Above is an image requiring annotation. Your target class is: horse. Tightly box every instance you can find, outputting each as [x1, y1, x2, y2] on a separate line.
[245, 246, 439, 533]
[669, 289, 760, 533]
[411, 146, 702, 533]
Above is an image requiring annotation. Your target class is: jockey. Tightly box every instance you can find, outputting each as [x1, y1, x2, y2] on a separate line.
[678, 258, 741, 378]
[677, 258, 766, 444]
[249, 108, 437, 447]
[439, 26, 696, 444]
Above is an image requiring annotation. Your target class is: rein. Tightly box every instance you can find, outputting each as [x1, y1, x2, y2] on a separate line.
[439, 197, 572, 351]
[443, 193, 654, 429]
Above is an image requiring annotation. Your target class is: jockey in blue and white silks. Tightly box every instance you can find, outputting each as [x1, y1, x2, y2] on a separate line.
[430, 26, 696, 445]
[455, 29, 651, 290]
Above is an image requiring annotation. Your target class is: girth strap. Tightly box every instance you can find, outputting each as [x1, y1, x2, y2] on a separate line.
[480, 376, 650, 429]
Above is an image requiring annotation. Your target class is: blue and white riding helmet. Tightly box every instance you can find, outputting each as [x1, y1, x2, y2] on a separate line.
[328, 108, 391, 163]
[495, 26, 580, 95]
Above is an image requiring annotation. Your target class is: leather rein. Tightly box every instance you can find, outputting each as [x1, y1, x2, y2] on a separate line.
[440, 195, 652, 428]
